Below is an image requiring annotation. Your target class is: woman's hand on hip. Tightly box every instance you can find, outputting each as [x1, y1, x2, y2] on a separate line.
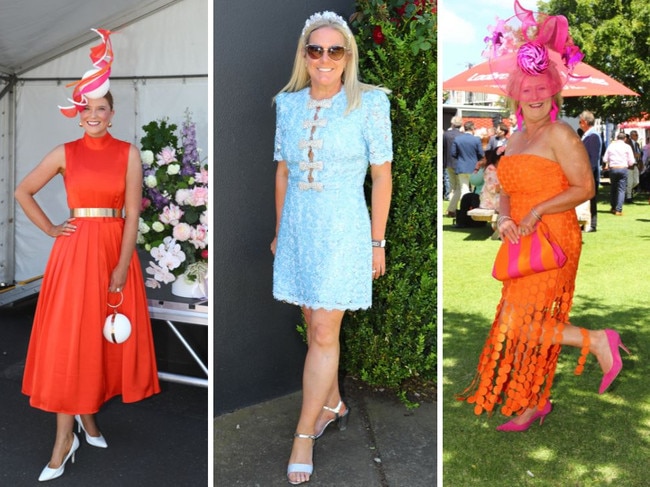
[50, 218, 77, 237]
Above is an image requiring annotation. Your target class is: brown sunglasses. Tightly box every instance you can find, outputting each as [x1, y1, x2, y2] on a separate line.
[305, 44, 347, 61]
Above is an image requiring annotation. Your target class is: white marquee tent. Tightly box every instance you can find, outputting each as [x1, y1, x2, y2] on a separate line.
[0, 0, 208, 303]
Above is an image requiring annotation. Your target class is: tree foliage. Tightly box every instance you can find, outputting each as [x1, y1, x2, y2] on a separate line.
[542, 0, 650, 122]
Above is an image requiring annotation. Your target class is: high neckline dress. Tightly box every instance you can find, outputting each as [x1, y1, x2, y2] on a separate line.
[22, 133, 160, 414]
[459, 154, 584, 417]
[272, 88, 392, 311]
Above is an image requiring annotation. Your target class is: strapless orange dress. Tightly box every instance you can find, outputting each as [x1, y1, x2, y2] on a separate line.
[22, 133, 160, 414]
[459, 154, 584, 417]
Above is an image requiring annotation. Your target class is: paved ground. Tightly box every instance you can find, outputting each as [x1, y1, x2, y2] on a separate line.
[2, 298, 436, 486]
[0, 297, 207, 486]
[214, 377, 436, 486]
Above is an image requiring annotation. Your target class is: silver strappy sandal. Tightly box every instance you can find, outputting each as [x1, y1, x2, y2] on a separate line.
[314, 400, 350, 439]
[287, 433, 316, 485]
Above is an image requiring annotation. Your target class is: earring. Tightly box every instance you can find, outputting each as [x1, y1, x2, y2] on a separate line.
[79, 122, 83, 127]
[550, 100, 559, 123]
[108, 122, 112, 127]
[516, 106, 524, 131]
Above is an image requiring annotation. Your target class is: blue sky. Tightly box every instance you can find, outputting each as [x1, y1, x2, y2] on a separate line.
[440, 0, 539, 81]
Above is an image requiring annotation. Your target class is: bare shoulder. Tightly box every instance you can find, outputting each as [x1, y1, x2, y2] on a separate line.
[49, 143, 66, 157]
[43, 144, 67, 169]
[128, 144, 141, 159]
[503, 131, 524, 154]
[550, 121, 589, 169]
[549, 120, 580, 142]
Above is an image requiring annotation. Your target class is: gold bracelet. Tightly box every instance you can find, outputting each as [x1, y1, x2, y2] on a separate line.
[531, 208, 542, 221]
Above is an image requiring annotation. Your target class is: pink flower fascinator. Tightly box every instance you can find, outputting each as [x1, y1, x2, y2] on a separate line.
[483, 0, 584, 102]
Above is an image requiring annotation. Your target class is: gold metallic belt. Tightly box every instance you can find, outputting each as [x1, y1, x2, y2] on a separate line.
[70, 208, 122, 217]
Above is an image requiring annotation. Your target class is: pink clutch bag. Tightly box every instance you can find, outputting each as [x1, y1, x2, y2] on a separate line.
[492, 221, 567, 281]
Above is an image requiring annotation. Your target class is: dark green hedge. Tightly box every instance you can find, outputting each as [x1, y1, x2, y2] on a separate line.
[342, 1, 436, 404]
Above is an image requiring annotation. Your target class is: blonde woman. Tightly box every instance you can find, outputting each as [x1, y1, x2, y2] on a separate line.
[271, 11, 392, 485]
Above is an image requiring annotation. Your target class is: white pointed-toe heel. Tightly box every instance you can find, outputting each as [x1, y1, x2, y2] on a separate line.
[38, 433, 79, 482]
[75, 415, 108, 448]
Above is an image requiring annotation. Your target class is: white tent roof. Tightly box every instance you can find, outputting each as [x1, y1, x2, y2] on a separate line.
[0, 0, 181, 75]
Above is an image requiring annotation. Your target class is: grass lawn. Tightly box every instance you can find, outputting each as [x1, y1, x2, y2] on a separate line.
[442, 186, 650, 486]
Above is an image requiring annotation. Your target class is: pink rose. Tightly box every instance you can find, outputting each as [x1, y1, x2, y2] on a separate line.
[159, 203, 184, 225]
[190, 187, 208, 206]
[156, 146, 177, 165]
[175, 189, 192, 205]
[172, 222, 192, 241]
[195, 167, 209, 185]
[190, 225, 208, 249]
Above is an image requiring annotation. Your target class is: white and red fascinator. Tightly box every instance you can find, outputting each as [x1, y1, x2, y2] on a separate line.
[482, 1, 584, 126]
[59, 28, 113, 118]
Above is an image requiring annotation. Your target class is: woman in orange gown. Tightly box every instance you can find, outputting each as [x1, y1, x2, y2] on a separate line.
[15, 90, 160, 480]
[459, 2, 629, 431]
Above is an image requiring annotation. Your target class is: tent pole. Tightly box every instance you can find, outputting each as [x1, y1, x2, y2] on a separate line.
[0, 74, 16, 285]
[0, 74, 17, 102]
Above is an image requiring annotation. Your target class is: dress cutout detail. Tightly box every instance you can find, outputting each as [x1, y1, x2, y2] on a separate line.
[22, 133, 160, 414]
[273, 88, 392, 311]
[458, 154, 582, 417]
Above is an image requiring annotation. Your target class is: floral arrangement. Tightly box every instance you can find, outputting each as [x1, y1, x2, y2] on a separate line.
[137, 112, 208, 289]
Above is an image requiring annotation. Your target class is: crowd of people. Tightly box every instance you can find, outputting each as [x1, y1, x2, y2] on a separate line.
[443, 112, 650, 230]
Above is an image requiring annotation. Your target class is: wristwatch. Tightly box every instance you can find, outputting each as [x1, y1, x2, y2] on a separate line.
[371, 239, 386, 248]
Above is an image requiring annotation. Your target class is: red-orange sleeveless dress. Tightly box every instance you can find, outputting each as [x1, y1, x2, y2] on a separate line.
[22, 133, 160, 415]
[458, 154, 585, 417]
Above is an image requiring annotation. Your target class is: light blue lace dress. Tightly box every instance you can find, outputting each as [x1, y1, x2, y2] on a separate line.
[273, 87, 392, 311]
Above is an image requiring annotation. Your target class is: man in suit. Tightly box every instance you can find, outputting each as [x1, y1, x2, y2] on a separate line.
[443, 115, 463, 210]
[626, 130, 642, 202]
[448, 120, 484, 216]
[578, 110, 602, 232]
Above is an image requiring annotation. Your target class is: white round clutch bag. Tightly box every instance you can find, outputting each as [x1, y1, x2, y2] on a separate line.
[104, 291, 132, 344]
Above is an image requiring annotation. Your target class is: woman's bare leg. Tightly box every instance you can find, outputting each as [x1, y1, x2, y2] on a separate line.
[77, 413, 102, 437]
[287, 308, 344, 484]
[560, 324, 612, 373]
[509, 324, 611, 424]
[303, 308, 347, 435]
[47, 414, 75, 468]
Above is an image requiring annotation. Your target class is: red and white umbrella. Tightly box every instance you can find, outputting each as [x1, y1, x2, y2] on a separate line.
[443, 60, 638, 97]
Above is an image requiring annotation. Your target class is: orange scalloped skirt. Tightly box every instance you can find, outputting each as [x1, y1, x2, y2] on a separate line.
[457, 154, 585, 417]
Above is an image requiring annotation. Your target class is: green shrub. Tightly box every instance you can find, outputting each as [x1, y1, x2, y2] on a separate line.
[341, 0, 436, 405]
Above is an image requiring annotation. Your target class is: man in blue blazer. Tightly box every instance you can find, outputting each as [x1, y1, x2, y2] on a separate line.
[448, 121, 484, 216]
[443, 115, 463, 208]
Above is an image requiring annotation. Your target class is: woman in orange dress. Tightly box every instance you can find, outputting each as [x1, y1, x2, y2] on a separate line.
[15, 33, 159, 482]
[459, 1, 629, 431]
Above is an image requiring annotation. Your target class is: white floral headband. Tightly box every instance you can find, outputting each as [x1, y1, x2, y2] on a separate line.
[301, 11, 351, 39]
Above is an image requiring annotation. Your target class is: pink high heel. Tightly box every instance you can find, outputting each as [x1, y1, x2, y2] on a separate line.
[496, 401, 552, 432]
[599, 329, 631, 394]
